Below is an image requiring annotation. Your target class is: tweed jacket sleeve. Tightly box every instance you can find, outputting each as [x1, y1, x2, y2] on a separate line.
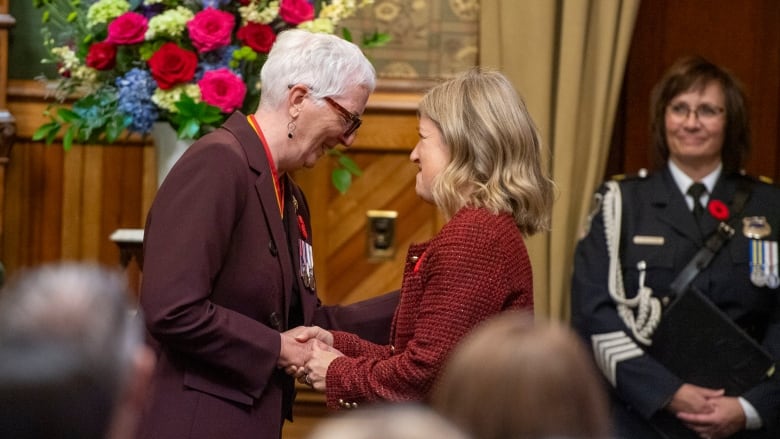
[331, 330, 393, 358]
[323, 208, 533, 409]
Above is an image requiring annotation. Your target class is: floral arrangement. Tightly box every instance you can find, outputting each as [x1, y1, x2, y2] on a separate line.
[33, 0, 387, 192]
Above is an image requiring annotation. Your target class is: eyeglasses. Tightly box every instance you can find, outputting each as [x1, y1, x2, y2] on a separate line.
[667, 102, 725, 122]
[323, 96, 362, 137]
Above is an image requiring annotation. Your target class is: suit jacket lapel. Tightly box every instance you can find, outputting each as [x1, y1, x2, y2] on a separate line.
[224, 113, 295, 327]
[284, 181, 319, 325]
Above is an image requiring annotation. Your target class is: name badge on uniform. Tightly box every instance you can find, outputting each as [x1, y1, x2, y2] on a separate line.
[743, 216, 771, 239]
[299, 239, 315, 291]
[633, 235, 665, 246]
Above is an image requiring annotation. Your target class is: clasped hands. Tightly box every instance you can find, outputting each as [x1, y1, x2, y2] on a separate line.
[668, 383, 746, 439]
[277, 325, 343, 391]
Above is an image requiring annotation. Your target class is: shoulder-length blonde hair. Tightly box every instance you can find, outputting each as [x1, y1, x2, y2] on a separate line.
[418, 68, 554, 235]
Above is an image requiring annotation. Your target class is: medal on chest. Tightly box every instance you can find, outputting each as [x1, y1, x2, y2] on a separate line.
[744, 216, 778, 289]
[294, 196, 316, 291]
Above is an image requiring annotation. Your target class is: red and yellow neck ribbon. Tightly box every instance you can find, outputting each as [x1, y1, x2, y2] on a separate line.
[248, 115, 284, 217]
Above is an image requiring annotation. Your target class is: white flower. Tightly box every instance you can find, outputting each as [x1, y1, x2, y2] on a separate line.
[239, 0, 279, 25]
[152, 85, 201, 113]
[146, 6, 195, 40]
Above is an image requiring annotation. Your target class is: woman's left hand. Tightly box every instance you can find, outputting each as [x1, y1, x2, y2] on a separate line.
[301, 340, 344, 391]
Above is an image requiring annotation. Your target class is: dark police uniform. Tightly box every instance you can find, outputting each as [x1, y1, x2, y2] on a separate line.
[571, 167, 780, 438]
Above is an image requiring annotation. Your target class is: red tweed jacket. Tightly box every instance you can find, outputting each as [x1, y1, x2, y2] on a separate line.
[324, 207, 534, 409]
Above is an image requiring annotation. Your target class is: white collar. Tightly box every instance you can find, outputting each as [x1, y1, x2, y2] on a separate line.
[668, 161, 721, 196]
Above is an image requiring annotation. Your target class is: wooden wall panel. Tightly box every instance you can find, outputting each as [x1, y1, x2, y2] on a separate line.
[318, 152, 438, 305]
[4, 137, 149, 268]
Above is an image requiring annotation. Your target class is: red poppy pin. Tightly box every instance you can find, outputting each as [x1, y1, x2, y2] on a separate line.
[297, 215, 308, 240]
[707, 199, 730, 221]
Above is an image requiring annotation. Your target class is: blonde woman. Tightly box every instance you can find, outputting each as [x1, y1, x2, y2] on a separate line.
[291, 68, 555, 409]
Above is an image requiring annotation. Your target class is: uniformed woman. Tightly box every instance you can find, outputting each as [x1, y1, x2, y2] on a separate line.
[572, 56, 780, 439]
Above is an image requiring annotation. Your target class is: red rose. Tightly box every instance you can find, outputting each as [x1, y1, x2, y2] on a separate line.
[237, 22, 276, 54]
[198, 68, 247, 113]
[187, 8, 235, 53]
[106, 12, 148, 44]
[85, 42, 117, 70]
[279, 0, 315, 25]
[707, 199, 730, 221]
[148, 42, 198, 90]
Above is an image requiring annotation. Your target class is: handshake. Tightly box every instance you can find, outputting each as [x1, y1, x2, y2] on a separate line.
[278, 326, 343, 391]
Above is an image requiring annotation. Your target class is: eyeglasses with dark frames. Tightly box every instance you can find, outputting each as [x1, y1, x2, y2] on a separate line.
[323, 96, 362, 137]
[667, 102, 725, 122]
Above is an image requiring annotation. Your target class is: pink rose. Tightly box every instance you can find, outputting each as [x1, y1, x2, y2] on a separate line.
[279, 0, 315, 25]
[148, 42, 198, 90]
[199, 68, 247, 113]
[85, 42, 117, 70]
[187, 8, 235, 53]
[106, 12, 148, 44]
[236, 22, 276, 54]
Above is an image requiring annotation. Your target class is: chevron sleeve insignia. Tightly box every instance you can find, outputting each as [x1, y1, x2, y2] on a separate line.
[591, 331, 643, 387]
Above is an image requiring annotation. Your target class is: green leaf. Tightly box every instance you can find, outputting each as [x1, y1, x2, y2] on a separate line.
[105, 115, 130, 143]
[341, 27, 353, 43]
[63, 125, 77, 151]
[362, 31, 392, 48]
[331, 168, 352, 195]
[172, 94, 224, 138]
[32, 122, 60, 142]
[337, 154, 363, 176]
[57, 107, 80, 123]
[45, 126, 59, 145]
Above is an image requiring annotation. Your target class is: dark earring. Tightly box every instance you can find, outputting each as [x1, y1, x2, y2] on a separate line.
[287, 120, 296, 139]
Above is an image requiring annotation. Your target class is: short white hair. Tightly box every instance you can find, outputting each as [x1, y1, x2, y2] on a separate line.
[259, 29, 376, 109]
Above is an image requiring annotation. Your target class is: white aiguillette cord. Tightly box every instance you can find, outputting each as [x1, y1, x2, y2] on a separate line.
[603, 181, 661, 345]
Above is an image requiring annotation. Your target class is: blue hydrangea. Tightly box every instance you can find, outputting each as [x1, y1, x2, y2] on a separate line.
[200, 0, 231, 9]
[115, 68, 159, 134]
[196, 46, 238, 81]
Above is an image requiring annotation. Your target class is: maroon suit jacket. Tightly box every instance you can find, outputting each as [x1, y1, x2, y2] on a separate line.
[137, 113, 396, 439]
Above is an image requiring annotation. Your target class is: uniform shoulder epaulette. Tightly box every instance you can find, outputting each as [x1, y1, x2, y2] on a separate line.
[610, 168, 650, 182]
[736, 170, 775, 185]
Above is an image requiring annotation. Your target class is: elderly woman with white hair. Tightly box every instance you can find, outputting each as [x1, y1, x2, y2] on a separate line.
[138, 29, 389, 439]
